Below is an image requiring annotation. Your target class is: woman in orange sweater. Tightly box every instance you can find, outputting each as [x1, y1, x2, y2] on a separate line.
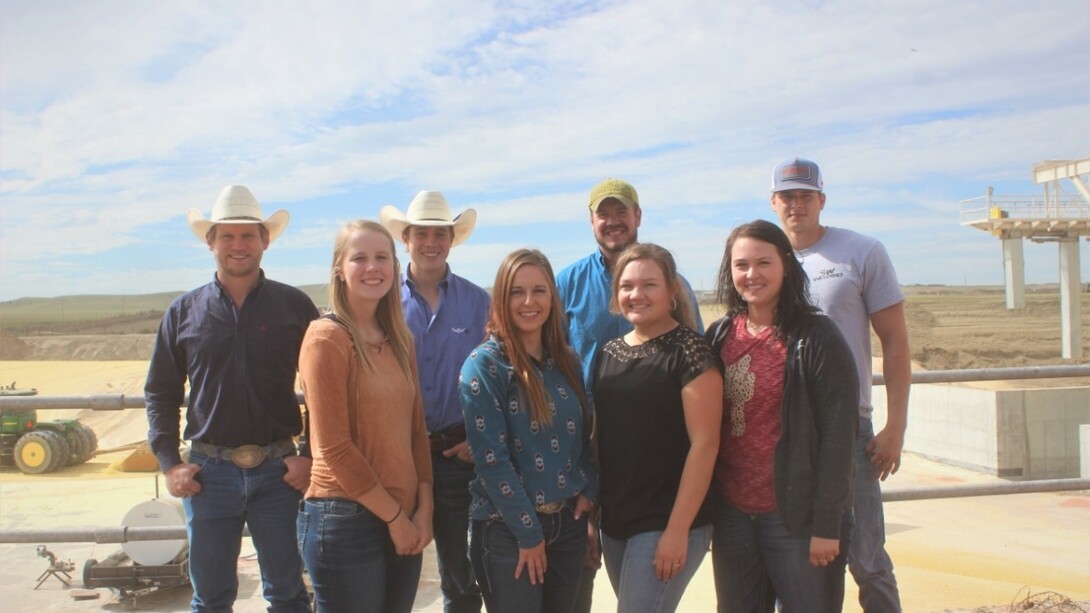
[297, 220, 434, 613]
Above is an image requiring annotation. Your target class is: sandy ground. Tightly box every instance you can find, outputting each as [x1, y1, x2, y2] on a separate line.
[2, 360, 1089, 611]
[2, 449, 1088, 612]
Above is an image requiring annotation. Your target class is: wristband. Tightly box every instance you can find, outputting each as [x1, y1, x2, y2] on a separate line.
[384, 506, 402, 524]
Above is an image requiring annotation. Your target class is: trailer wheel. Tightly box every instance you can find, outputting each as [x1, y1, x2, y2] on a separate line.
[83, 558, 97, 589]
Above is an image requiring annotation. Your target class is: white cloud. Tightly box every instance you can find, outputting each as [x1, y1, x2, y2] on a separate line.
[1, 0, 1087, 299]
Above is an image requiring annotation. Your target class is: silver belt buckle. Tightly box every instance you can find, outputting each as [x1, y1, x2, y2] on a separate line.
[230, 444, 267, 469]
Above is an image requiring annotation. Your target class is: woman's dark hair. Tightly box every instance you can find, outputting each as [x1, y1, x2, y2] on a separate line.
[714, 219, 818, 339]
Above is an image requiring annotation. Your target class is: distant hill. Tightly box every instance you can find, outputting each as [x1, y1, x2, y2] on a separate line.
[3, 283, 1078, 338]
[0, 285, 330, 334]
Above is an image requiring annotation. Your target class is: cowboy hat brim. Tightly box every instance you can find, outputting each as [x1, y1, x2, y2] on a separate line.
[187, 208, 290, 243]
[379, 206, 477, 247]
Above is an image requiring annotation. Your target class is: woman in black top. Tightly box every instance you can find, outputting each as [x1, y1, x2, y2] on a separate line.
[593, 243, 723, 613]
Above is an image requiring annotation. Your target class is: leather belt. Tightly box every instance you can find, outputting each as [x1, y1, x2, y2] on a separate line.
[428, 424, 467, 452]
[191, 439, 296, 469]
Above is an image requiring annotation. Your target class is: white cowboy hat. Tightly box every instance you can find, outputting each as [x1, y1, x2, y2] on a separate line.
[379, 191, 477, 247]
[186, 185, 290, 243]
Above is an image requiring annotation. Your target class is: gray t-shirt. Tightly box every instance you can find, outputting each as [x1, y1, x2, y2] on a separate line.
[796, 226, 904, 417]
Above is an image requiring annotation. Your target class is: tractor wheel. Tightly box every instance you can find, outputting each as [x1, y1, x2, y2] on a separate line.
[13, 431, 57, 474]
[77, 424, 98, 462]
[0, 432, 20, 467]
[65, 428, 86, 466]
[39, 430, 70, 472]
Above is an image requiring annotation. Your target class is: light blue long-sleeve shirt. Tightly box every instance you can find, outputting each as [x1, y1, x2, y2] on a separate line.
[555, 250, 704, 387]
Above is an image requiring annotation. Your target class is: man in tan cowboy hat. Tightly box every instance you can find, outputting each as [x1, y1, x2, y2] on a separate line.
[145, 185, 318, 612]
[381, 191, 489, 612]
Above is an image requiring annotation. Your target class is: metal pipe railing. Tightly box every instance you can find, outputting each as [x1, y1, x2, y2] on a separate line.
[3, 477, 1087, 544]
[2, 365, 1086, 412]
[873, 364, 1088, 385]
[882, 478, 1090, 502]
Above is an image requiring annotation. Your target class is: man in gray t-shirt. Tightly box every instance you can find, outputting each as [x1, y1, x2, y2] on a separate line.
[771, 158, 910, 612]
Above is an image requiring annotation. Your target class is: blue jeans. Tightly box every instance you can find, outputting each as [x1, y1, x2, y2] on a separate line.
[711, 498, 831, 613]
[601, 524, 712, 613]
[432, 453, 483, 612]
[849, 417, 901, 612]
[297, 498, 422, 613]
[183, 451, 310, 613]
[470, 506, 588, 613]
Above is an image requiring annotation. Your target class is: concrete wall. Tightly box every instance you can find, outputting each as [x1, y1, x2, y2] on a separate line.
[872, 383, 1090, 479]
[1081, 424, 1090, 478]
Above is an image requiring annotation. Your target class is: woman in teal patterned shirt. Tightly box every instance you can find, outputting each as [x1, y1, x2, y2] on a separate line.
[459, 248, 598, 613]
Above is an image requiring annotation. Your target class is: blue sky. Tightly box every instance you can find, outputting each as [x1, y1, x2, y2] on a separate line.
[1, 0, 1088, 302]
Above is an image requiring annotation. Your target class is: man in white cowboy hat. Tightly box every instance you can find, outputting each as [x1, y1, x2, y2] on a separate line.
[381, 191, 489, 612]
[145, 185, 318, 613]
[555, 177, 704, 612]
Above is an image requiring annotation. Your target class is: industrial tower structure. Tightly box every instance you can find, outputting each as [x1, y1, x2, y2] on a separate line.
[960, 158, 1090, 359]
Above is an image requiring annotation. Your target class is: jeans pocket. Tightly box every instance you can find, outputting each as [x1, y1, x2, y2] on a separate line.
[324, 499, 368, 519]
[296, 508, 309, 558]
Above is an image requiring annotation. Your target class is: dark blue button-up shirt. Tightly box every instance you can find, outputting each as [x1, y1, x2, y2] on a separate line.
[400, 266, 490, 433]
[145, 271, 319, 471]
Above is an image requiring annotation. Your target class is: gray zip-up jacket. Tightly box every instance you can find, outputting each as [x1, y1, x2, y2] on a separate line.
[707, 313, 858, 539]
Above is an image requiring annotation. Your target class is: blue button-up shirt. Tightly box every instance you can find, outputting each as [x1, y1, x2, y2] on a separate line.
[400, 266, 490, 433]
[556, 250, 704, 387]
[144, 272, 319, 471]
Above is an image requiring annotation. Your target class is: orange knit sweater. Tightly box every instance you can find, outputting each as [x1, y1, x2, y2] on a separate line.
[299, 317, 432, 513]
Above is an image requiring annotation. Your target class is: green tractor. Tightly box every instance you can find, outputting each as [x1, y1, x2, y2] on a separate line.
[0, 385, 98, 474]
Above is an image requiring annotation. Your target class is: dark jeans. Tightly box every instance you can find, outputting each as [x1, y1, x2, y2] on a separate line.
[470, 507, 588, 613]
[849, 417, 902, 612]
[712, 497, 833, 613]
[297, 498, 422, 613]
[572, 528, 600, 613]
[183, 451, 310, 613]
[432, 452, 483, 612]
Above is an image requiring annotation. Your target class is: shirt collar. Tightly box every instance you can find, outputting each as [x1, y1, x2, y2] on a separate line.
[404, 264, 451, 291]
[212, 269, 266, 297]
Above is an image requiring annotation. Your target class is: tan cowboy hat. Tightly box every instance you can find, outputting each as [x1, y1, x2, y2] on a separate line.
[186, 185, 290, 243]
[379, 191, 477, 247]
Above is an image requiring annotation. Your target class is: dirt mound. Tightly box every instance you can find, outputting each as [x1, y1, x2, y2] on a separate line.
[17, 334, 156, 361]
[0, 331, 31, 360]
[880, 293, 1089, 370]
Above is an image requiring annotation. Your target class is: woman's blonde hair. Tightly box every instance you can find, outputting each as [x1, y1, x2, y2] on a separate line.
[328, 220, 415, 384]
[486, 249, 587, 426]
[609, 243, 696, 331]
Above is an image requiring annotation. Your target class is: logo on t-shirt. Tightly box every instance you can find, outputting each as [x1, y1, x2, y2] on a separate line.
[812, 267, 844, 282]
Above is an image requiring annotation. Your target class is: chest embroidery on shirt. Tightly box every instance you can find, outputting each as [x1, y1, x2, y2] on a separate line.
[812, 267, 845, 282]
[725, 355, 755, 437]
